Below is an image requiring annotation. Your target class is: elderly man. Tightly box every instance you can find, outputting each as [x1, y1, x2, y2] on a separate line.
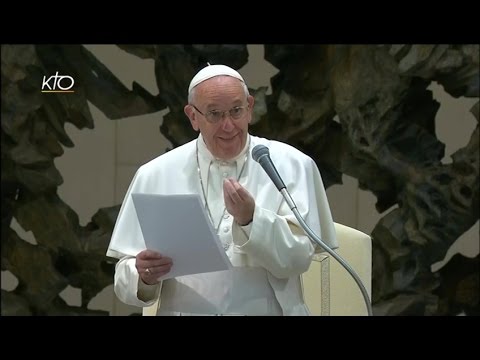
[106, 64, 337, 315]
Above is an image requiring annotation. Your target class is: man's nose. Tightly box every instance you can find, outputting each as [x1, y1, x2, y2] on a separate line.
[220, 113, 235, 131]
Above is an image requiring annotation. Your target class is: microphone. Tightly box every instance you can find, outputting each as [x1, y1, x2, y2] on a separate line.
[252, 145, 296, 210]
[252, 144, 373, 316]
[252, 145, 286, 191]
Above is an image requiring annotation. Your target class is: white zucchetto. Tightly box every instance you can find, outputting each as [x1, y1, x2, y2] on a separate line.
[188, 64, 245, 93]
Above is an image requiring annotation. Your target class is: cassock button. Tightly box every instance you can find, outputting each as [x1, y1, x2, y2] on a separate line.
[222, 172, 229, 177]
[223, 226, 229, 233]
[223, 214, 230, 219]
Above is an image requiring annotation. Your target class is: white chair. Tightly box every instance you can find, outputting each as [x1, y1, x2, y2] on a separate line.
[143, 293, 160, 316]
[143, 222, 372, 316]
[302, 222, 372, 316]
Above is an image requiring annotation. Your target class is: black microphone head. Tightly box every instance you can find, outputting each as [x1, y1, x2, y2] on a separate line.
[252, 144, 270, 162]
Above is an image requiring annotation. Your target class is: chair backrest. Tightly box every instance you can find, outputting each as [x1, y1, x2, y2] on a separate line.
[302, 222, 372, 316]
[143, 297, 159, 316]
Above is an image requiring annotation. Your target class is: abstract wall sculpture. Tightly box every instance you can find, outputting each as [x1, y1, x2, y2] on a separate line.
[1, 44, 478, 315]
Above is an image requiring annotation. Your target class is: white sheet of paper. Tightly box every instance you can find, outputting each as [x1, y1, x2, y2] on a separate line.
[131, 193, 232, 280]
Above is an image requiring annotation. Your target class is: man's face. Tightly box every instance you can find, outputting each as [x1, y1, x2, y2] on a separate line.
[185, 76, 254, 160]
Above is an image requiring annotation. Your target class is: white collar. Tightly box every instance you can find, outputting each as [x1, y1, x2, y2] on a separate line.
[197, 133, 250, 174]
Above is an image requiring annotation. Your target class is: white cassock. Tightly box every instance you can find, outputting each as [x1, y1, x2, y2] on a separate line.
[106, 134, 337, 315]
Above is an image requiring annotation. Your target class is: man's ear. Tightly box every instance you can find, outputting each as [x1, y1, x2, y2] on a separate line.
[184, 104, 199, 131]
[247, 94, 255, 108]
[247, 95, 255, 124]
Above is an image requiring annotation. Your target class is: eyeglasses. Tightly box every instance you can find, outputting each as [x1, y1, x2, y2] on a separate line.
[191, 104, 249, 124]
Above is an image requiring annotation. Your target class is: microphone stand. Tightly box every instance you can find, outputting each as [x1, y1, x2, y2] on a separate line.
[280, 188, 373, 316]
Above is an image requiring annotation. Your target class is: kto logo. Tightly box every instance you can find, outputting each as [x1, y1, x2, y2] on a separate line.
[41, 72, 75, 93]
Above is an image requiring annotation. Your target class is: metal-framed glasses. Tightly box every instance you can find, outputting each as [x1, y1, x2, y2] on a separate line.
[191, 104, 249, 124]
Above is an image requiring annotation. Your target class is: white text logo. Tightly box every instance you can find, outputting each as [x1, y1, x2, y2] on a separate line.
[41, 72, 75, 93]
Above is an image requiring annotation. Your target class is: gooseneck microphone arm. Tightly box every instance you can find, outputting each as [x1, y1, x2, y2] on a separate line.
[252, 145, 373, 316]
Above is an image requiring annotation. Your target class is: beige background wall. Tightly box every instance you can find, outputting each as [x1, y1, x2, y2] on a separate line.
[3, 45, 478, 315]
